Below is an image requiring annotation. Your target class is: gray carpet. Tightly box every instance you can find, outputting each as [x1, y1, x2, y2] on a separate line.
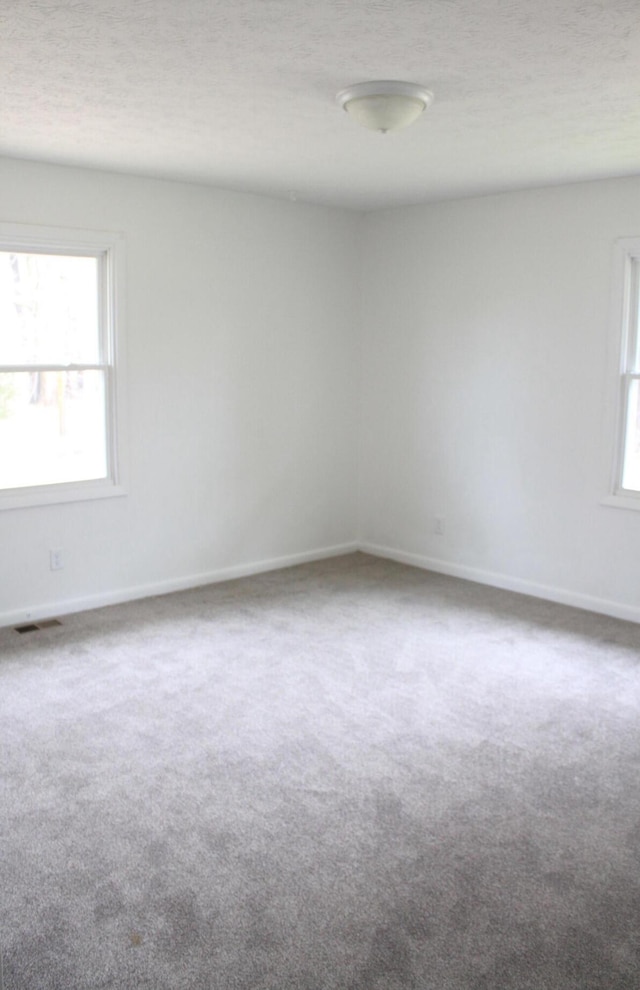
[1, 552, 640, 989]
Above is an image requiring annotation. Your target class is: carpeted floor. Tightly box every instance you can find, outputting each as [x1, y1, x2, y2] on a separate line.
[1, 552, 640, 989]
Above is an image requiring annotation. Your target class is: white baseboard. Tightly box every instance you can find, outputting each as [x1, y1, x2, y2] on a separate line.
[1, 542, 359, 629]
[5, 539, 638, 630]
[360, 542, 640, 625]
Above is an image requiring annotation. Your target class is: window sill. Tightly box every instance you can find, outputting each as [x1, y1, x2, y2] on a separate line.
[600, 493, 640, 512]
[0, 480, 127, 511]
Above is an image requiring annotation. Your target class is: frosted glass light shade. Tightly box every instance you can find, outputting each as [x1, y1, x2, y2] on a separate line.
[337, 81, 433, 133]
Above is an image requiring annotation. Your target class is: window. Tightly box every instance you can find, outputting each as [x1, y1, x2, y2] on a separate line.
[606, 237, 640, 507]
[0, 224, 125, 509]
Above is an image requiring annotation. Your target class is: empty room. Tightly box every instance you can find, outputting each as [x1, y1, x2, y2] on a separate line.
[1, 1, 640, 987]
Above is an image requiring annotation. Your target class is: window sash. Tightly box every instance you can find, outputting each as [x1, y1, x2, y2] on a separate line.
[0, 224, 125, 509]
[618, 374, 640, 495]
[0, 363, 107, 372]
[614, 251, 640, 497]
[625, 257, 640, 373]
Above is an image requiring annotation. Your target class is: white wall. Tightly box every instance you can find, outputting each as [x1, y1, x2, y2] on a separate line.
[3, 161, 640, 627]
[360, 176, 640, 621]
[0, 159, 360, 624]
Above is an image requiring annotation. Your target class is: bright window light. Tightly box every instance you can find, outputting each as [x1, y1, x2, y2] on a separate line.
[0, 225, 125, 509]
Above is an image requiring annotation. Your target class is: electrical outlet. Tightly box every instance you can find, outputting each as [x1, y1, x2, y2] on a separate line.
[49, 548, 64, 571]
[434, 517, 446, 536]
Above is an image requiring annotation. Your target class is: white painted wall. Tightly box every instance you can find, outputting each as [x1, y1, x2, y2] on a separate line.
[0, 159, 360, 624]
[360, 177, 640, 621]
[2, 160, 640, 627]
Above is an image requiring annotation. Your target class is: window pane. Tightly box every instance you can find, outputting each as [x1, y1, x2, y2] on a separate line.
[0, 251, 100, 365]
[622, 378, 640, 492]
[633, 268, 640, 372]
[0, 370, 107, 489]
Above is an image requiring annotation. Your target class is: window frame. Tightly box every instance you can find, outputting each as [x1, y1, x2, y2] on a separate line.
[602, 236, 640, 511]
[0, 222, 127, 511]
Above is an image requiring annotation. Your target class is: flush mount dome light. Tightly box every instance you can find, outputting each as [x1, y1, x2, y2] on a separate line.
[337, 80, 434, 133]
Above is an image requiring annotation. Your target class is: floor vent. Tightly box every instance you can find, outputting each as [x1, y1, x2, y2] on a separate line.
[14, 618, 62, 634]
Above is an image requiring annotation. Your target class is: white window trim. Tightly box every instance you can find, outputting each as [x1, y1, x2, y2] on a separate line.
[601, 236, 640, 511]
[0, 222, 127, 511]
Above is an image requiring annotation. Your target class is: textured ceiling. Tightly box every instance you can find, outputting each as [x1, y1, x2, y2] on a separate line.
[2, 0, 640, 210]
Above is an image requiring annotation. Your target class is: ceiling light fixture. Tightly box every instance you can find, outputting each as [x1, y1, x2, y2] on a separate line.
[337, 81, 434, 133]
